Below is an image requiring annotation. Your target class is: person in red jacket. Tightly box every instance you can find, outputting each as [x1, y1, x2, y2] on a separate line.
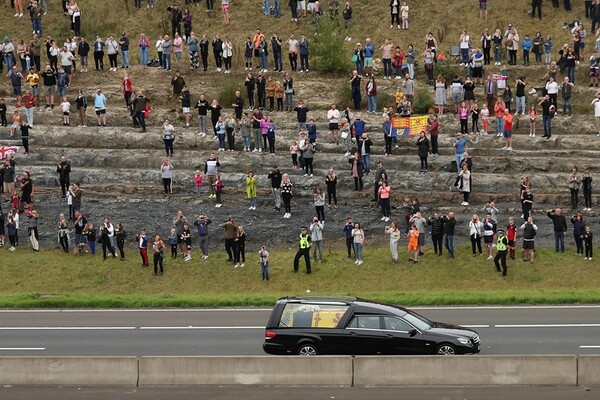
[122, 72, 133, 107]
[22, 89, 36, 126]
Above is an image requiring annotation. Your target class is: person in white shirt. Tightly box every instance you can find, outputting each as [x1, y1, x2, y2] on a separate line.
[591, 91, 600, 136]
[327, 103, 340, 144]
[545, 76, 559, 107]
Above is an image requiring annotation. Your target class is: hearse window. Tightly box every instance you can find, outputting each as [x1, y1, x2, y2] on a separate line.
[347, 316, 381, 330]
[383, 316, 413, 332]
[278, 303, 349, 328]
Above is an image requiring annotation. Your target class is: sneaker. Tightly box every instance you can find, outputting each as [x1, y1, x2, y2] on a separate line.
[501, 146, 508, 150]
[9, 246, 15, 251]
[240, 263, 245, 267]
[234, 263, 240, 268]
[384, 217, 390, 222]
[354, 260, 359, 264]
[487, 255, 493, 260]
[381, 216, 386, 221]
[584, 257, 588, 260]
[507, 147, 513, 151]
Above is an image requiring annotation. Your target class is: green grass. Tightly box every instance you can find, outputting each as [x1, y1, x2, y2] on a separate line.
[1, 246, 600, 308]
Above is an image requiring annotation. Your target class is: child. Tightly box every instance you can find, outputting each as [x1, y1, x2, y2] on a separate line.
[9, 111, 21, 138]
[480, 103, 489, 135]
[528, 105, 537, 137]
[583, 225, 593, 260]
[83, 223, 96, 256]
[168, 228, 178, 258]
[0, 98, 7, 127]
[457, 101, 469, 134]
[213, 174, 224, 208]
[306, 119, 318, 144]
[246, 171, 257, 210]
[407, 224, 419, 263]
[181, 222, 192, 261]
[7, 214, 17, 251]
[259, 244, 270, 281]
[61, 99, 71, 125]
[506, 216, 517, 260]
[400, 1, 409, 29]
[194, 169, 204, 195]
[67, 187, 74, 219]
[136, 228, 149, 267]
[471, 103, 480, 134]
[502, 109, 513, 150]
[289, 139, 299, 169]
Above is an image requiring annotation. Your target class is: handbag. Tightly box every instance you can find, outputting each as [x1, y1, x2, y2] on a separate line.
[351, 54, 358, 63]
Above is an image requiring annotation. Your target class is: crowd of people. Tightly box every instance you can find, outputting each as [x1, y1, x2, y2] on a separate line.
[0, 0, 598, 278]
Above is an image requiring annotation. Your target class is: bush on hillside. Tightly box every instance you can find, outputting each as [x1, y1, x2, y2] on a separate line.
[434, 63, 459, 83]
[412, 88, 434, 114]
[219, 79, 240, 107]
[311, 18, 349, 74]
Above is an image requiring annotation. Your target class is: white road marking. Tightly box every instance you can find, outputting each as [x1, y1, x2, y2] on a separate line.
[496, 324, 600, 328]
[463, 325, 491, 328]
[0, 348, 46, 351]
[579, 345, 600, 348]
[0, 327, 136, 330]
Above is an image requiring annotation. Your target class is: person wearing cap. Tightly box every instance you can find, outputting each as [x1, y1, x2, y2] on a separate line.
[293, 226, 312, 274]
[494, 229, 509, 276]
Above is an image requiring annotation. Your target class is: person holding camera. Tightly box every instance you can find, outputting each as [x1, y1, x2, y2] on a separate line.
[547, 208, 567, 252]
[99, 217, 116, 260]
[152, 235, 166, 276]
[221, 217, 238, 263]
[194, 214, 212, 260]
[520, 216, 538, 263]
[309, 216, 324, 262]
[442, 212, 456, 258]
[259, 245, 270, 281]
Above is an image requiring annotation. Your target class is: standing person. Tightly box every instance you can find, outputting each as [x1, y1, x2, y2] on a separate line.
[426, 115, 439, 157]
[365, 76, 377, 113]
[92, 88, 107, 127]
[281, 173, 293, 219]
[57, 213, 70, 253]
[350, 69, 362, 111]
[132, 90, 148, 132]
[325, 167, 337, 208]
[313, 186, 325, 222]
[458, 162, 472, 206]
[442, 212, 456, 258]
[299, 34, 309, 72]
[258, 245, 269, 281]
[382, 115, 394, 156]
[547, 208, 567, 252]
[194, 214, 211, 260]
[152, 235, 165, 276]
[506, 216, 518, 260]
[115, 223, 126, 260]
[268, 165, 282, 212]
[501, 109, 513, 151]
[539, 94, 555, 138]
[428, 213, 444, 256]
[195, 94, 209, 137]
[180, 222, 192, 261]
[162, 119, 175, 158]
[351, 222, 364, 265]
[212, 34, 223, 72]
[494, 229, 509, 276]
[520, 216, 537, 263]
[358, 133, 373, 175]
[583, 225, 593, 261]
[293, 226, 312, 273]
[56, 155, 71, 199]
[582, 170, 593, 212]
[160, 159, 174, 196]
[416, 131, 429, 174]
[452, 133, 467, 173]
[25, 210, 40, 252]
[170, 70, 185, 110]
[407, 223, 419, 263]
[385, 221, 401, 262]
[221, 217, 238, 262]
[468, 214, 483, 256]
[571, 212, 586, 257]
[75, 89, 87, 127]
[482, 213, 497, 260]
[180, 86, 191, 128]
[204, 152, 220, 199]
[568, 166, 581, 210]
[187, 32, 199, 70]
[302, 140, 314, 177]
[327, 103, 341, 143]
[378, 180, 391, 222]
[343, 217, 355, 258]
[349, 151, 363, 191]
[92, 36, 105, 70]
[245, 171, 257, 210]
[233, 225, 246, 268]
[199, 34, 209, 72]
[99, 218, 116, 260]
[172, 210, 188, 257]
[309, 216, 324, 262]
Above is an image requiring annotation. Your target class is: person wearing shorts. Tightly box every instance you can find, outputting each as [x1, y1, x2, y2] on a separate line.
[93, 88, 107, 126]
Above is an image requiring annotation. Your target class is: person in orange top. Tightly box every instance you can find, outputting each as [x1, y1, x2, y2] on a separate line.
[502, 108, 513, 151]
[407, 224, 419, 263]
[493, 97, 505, 137]
[252, 29, 264, 67]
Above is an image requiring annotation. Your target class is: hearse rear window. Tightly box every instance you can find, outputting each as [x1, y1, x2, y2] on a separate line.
[278, 303, 349, 328]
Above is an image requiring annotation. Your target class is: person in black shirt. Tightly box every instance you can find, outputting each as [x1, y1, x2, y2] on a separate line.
[232, 90, 244, 120]
[256, 72, 266, 109]
[245, 73, 256, 109]
[195, 94, 209, 136]
[166, 4, 183, 37]
[212, 35, 223, 72]
[538, 94, 555, 138]
[442, 212, 457, 258]
[268, 165, 282, 211]
[350, 70, 362, 110]
[20, 123, 31, 155]
[20, 171, 34, 210]
[199, 34, 209, 71]
[547, 208, 567, 252]
[56, 155, 71, 198]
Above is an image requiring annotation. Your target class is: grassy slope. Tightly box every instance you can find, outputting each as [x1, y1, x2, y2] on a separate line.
[2, 246, 600, 307]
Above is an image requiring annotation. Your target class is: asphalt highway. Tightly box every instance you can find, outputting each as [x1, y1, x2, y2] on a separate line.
[0, 306, 599, 356]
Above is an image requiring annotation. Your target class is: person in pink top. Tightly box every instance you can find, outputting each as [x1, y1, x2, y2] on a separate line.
[260, 114, 270, 152]
[457, 101, 470, 134]
[380, 38, 393, 80]
[378, 180, 391, 222]
[173, 32, 183, 69]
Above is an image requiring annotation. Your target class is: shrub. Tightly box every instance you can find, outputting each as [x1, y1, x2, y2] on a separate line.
[218, 78, 240, 107]
[311, 18, 349, 74]
[412, 88, 434, 115]
[434, 63, 459, 83]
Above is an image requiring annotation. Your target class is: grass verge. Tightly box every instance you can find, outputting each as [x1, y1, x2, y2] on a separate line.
[1, 245, 599, 308]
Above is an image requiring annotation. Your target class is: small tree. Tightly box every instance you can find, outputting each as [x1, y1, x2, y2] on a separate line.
[412, 88, 434, 115]
[311, 18, 349, 74]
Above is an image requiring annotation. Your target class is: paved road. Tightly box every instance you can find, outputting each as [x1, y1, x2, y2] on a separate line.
[0, 386, 599, 400]
[0, 306, 600, 356]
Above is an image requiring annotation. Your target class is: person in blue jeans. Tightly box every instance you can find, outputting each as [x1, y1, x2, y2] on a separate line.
[547, 208, 567, 252]
[358, 133, 372, 175]
[452, 133, 467, 172]
[442, 212, 456, 258]
[259, 245, 269, 281]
